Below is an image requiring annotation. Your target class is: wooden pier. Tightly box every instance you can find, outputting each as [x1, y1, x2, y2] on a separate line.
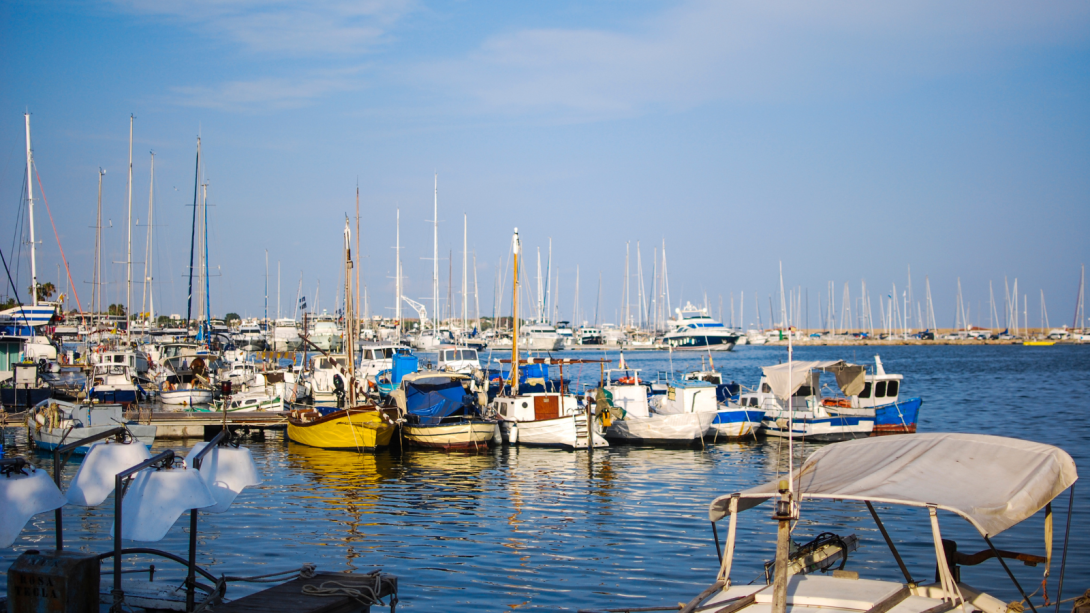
[139, 411, 290, 439]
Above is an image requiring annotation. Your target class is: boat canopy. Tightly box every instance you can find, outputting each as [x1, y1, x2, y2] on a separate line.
[708, 433, 1077, 537]
[403, 372, 474, 426]
[761, 360, 866, 400]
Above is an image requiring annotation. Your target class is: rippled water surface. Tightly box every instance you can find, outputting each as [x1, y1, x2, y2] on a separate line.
[3, 345, 1088, 610]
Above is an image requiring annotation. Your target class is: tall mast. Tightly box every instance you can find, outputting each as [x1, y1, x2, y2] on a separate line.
[462, 213, 468, 334]
[125, 115, 133, 337]
[344, 216, 356, 406]
[203, 181, 212, 337]
[623, 242, 629, 328]
[535, 248, 542, 323]
[186, 137, 200, 328]
[433, 173, 439, 331]
[545, 239, 552, 325]
[24, 113, 38, 306]
[396, 208, 401, 333]
[264, 250, 268, 330]
[141, 151, 155, 326]
[473, 252, 480, 334]
[573, 265, 580, 327]
[510, 228, 520, 395]
[94, 168, 105, 318]
[356, 184, 361, 337]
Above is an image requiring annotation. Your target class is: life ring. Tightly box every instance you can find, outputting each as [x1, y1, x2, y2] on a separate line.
[821, 397, 851, 408]
[618, 376, 635, 385]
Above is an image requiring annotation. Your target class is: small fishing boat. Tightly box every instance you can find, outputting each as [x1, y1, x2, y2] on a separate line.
[490, 358, 609, 450]
[27, 399, 156, 452]
[287, 404, 397, 450]
[602, 364, 715, 445]
[207, 387, 283, 412]
[88, 362, 143, 405]
[437, 345, 481, 374]
[742, 361, 875, 441]
[658, 433, 1077, 613]
[817, 356, 923, 435]
[661, 375, 764, 439]
[394, 371, 495, 450]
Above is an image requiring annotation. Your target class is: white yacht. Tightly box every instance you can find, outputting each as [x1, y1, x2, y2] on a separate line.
[413, 328, 454, 351]
[522, 324, 565, 351]
[308, 318, 343, 352]
[575, 326, 604, 345]
[663, 302, 741, 351]
[271, 318, 302, 351]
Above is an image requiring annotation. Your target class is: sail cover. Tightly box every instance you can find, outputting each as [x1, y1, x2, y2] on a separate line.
[708, 433, 1077, 537]
[404, 375, 473, 426]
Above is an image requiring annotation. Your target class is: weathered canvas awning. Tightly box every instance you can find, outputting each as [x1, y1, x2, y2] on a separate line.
[708, 433, 1077, 537]
[761, 360, 866, 399]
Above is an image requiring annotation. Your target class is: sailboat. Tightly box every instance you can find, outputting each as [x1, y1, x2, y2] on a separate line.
[489, 229, 608, 450]
[286, 218, 396, 451]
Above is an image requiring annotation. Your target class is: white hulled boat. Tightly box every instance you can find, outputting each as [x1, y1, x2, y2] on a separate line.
[663, 302, 741, 351]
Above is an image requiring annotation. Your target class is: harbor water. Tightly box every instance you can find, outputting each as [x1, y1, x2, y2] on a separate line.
[2, 345, 1088, 610]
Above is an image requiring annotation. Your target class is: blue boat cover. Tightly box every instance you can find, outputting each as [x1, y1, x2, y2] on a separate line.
[405, 377, 473, 426]
[392, 354, 419, 384]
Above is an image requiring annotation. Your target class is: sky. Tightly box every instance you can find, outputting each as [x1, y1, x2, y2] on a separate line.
[2, 0, 1089, 330]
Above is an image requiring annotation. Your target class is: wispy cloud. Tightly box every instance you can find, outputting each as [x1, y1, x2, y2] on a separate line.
[109, 0, 413, 56]
[411, 0, 1090, 119]
[167, 68, 366, 111]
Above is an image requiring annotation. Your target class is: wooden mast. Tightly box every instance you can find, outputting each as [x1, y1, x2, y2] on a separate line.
[344, 217, 356, 407]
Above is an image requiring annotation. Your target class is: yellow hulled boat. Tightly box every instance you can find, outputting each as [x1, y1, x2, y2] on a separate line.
[287, 406, 397, 450]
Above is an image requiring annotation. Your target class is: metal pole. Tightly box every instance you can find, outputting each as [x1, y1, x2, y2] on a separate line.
[865, 501, 913, 583]
[186, 429, 227, 612]
[984, 535, 1039, 613]
[1053, 485, 1074, 613]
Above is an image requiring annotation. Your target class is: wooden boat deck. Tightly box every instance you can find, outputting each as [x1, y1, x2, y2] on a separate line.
[217, 571, 397, 613]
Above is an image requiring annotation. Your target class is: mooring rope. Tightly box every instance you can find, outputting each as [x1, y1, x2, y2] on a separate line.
[301, 569, 389, 606]
[224, 562, 316, 583]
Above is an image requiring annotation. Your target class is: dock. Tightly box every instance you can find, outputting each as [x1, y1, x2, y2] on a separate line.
[139, 411, 290, 439]
[217, 571, 397, 613]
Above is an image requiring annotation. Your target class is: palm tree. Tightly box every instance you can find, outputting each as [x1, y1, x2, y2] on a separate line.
[31, 281, 56, 302]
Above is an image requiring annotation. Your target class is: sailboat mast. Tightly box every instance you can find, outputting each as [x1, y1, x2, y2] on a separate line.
[142, 151, 155, 326]
[24, 114, 39, 306]
[344, 217, 356, 406]
[462, 213, 468, 334]
[125, 115, 133, 338]
[203, 182, 212, 337]
[473, 252, 480, 334]
[510, 228, 520, 395]
[396, 208, 401, 333]
[356, 184, 361, 338]
[186, 138, 200, 328]
[433, 173, 439, 331]
[94, 168, 104, 318]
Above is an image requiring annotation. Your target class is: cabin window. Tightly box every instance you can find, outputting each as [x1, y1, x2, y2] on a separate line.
[859, 383, 872, 399]
[761, 383, 771, 394]
[748, 398, 758, 407]
[444, 350, 455, 360]
[459, 350, 477, 360]
[886, 381, 899, 397]
[795, 386, 812, 397]
[874, 381, 887, 398]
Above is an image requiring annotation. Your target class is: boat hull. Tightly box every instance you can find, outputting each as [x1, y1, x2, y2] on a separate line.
[403, 421, 495, 450]
[662, 330, 739, 351]
[32, 424, 157, 454]
[159, 388, 213, 406]
[761, 414, 874, 442]
[287, 407, 396, 450]
[1, 387, 53, 411]
[874, 397, 922, 434]
[605, 411, 716, 445]
[500, 414, 608, 449]
[710, 408, 765, 438]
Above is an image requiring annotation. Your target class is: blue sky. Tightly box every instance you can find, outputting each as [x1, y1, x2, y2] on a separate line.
[2, 0, 1088, 329]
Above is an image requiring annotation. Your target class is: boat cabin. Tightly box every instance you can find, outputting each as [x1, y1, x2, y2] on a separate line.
[438, 346, 480, 374]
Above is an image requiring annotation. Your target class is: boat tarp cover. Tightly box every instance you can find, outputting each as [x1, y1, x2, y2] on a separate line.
[707, 433, 1078, 537]
[761, 360, 865, 399]
[404, 378, 471, 426]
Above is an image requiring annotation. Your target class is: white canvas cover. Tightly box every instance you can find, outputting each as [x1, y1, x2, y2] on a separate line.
[0, 467, 67, 548]
[761, 360, 866, 399]
[114, 469, 215, 542]
[708, 433, 1077, 537]
[66, 442, 152, 507]
[185, 442, 261, 513]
